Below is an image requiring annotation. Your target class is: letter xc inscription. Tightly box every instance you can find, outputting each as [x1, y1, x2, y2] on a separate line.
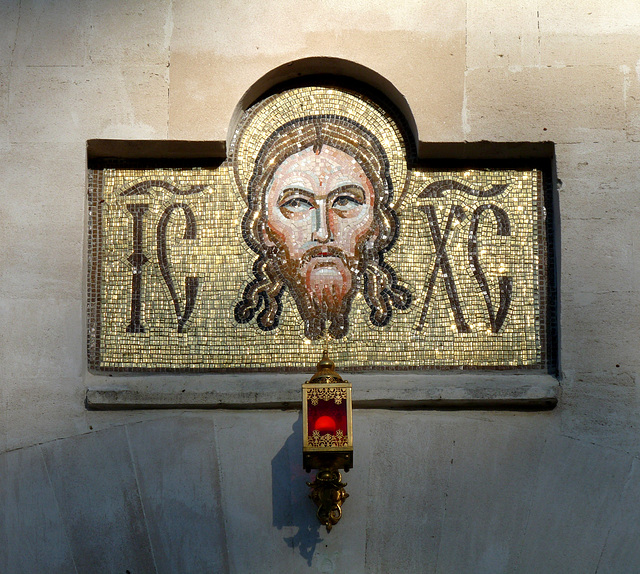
[416, 204, 470, 333]
[415, 179, 514, 334]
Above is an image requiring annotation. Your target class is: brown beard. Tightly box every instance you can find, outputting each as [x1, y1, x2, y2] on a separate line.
[274, 245, 364, 339]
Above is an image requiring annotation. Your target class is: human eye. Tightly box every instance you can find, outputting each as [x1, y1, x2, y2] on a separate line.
[281, 197, 313, 212]
[330, 185, 365, 214]
[278, 189, 314, 217]
[333, 196, 361, 209]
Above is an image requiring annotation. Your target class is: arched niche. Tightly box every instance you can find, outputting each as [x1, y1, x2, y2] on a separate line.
[226, 57, 418, 158]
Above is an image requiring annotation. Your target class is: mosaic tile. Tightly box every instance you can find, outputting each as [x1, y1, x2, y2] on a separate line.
[87, 87, 549, 371]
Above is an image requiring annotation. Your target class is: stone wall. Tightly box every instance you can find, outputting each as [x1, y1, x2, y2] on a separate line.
[2, 1, 640, 572]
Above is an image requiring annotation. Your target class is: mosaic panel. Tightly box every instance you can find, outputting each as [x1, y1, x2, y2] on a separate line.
[88, 86, 549, 371]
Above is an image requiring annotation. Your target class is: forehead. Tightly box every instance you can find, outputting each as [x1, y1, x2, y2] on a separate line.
[270, 145, 368, 184]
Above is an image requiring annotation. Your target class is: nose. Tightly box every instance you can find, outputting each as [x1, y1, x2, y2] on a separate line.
[311, 200, 332, 243]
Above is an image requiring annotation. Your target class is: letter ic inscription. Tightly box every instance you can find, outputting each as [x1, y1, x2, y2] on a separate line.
[120, 180, 206, 334]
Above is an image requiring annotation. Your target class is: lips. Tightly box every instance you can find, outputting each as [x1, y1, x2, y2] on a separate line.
[301, 245, 347, 265]
[313, 257, 339, 268]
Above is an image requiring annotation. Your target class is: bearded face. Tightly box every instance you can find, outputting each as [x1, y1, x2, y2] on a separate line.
[234, 117, 411, 340]
[261, 145, 378, 339]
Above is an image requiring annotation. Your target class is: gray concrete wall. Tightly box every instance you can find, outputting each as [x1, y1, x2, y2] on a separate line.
[2, 1, 640, 572]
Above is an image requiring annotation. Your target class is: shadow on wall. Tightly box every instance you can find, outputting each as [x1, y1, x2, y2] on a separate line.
[272, 412, 323, 566]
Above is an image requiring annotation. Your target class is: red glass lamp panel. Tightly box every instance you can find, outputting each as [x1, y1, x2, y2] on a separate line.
[307, 397, 348, 438]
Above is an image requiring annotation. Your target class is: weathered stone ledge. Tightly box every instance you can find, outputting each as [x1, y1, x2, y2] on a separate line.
[86, 373, 559, 410]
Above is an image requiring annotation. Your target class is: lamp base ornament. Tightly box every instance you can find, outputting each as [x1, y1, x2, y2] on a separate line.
[307, 469, 349, 532]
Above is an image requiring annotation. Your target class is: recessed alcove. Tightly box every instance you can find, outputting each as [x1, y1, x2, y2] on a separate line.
[85, 69, 558, 410]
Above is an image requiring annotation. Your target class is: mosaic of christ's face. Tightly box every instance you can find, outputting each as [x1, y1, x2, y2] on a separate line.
[234, 115, 411, 341]
[262, 145, 377, 306]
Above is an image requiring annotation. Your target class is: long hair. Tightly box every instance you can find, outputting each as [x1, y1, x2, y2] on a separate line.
[234, 115, 411, 336]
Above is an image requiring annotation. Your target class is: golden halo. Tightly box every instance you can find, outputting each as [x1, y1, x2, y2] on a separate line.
[230, 86, 408, 205]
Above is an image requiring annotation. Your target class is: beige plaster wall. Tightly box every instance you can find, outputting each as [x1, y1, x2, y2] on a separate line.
[2, 1, 640, 571]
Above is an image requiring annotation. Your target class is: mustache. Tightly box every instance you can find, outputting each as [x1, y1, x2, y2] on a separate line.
[300, 245, 349, 266]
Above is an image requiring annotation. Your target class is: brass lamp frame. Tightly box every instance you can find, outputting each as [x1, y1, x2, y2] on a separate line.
[302, 351, 353, 532]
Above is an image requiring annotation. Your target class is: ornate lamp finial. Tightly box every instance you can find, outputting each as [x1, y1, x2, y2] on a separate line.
[309, 350, 343, 384]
